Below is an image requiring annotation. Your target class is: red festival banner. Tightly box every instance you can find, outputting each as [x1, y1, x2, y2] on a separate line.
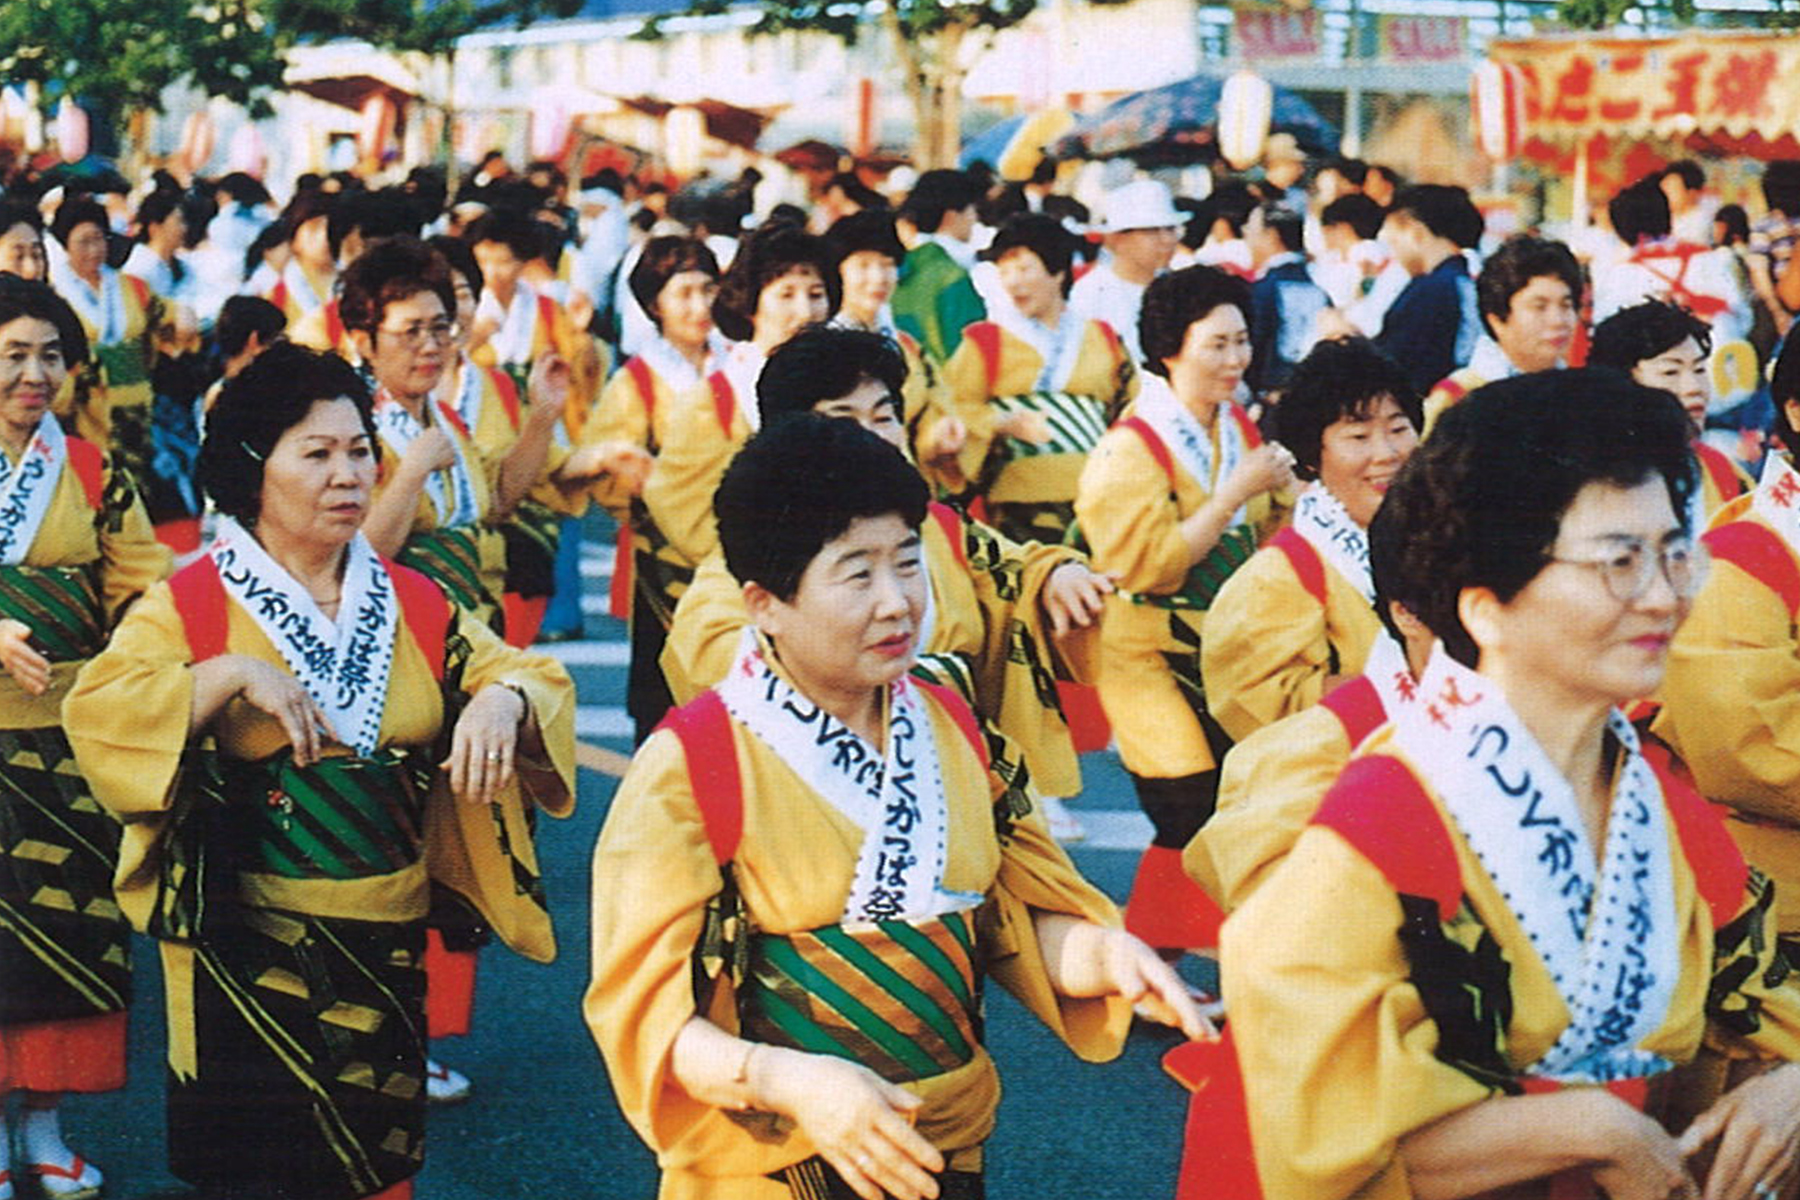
[1484, 33, 1800, 147]
[1234, 5, 1322, 62]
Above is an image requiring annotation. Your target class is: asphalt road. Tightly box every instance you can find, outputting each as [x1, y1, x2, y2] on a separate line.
[70, 512, 1209, 1200]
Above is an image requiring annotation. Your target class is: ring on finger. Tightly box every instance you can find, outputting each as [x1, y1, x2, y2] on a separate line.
[486, 750, 502, 762]
[1754, 1184, 1779, 1200]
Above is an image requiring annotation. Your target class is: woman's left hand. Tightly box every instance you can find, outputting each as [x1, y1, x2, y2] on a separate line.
[527, 354, 572, 427]
[444, 683, 528, 805]
[1042, 562, 1115, 637]
[1678, 1061, 1800, 1200]
[1096, 927, 1216, 1042]
[0, 619, 50, 696]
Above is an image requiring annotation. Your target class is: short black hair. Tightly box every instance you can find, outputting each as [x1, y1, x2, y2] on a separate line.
[628, 235, 721, 325]
[1138, 265, 1252, 378]
[1382, 369, 1694, 667]
[1662, 160, 1704, 191]
[464, 206, 541, 262]
[982, 213, 1077, 294]
[1275, 338, 1420, 477]
[330, 188, 422, 260]
[0, 275, 88, 366]
[1321, 194, 1384, 241]
[1321, 157, 1369, 188]
[714, 412, 928, 601]
[50, 197, 107, 247]
[1369, 481, 1419, 647]
[200, 342, 377, 525]
[426, 233, 483, 296]
[825, 210, 908, 268]
[134, 189, 184, 240]
[1715, 203, 1750, 247]
[826, 173, 886, 211]
[1609, 179, 1670, 247]
[243, 220, 287, 282]
[1194, 183, 1257, 244]
[1589, 300, 1712, 374]
[902, 169, 982, 234]
[216, 172, 272, 208]
[337, 235, 456, 337]
[1769, 332, 1800, 458]
[1475, 236, 1582, 338]
[1389, 185, 1483, 249]
[712, 223, 838, 343]
[214, 295, 287, 359]
[757, 325, 905, 426]
[1254, 202, 1306, 254]
[1764, 161, 1800, 219]
[280, 188, 336, 243]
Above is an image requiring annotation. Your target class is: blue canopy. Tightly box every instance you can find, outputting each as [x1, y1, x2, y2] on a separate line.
[1052, 75, 1338, 165]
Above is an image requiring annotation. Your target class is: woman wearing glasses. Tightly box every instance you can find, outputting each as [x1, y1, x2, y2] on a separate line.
[1223, 371, 1800, 1200]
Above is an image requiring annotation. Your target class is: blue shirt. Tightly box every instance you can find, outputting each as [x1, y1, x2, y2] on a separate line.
[1376, 255, 1480, 396]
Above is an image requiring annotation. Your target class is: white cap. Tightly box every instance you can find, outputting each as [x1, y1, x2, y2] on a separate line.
[1100, 180, 1183, 233]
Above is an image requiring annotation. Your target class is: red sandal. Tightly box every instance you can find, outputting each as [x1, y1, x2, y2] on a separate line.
[29, 1155, 102, 1200]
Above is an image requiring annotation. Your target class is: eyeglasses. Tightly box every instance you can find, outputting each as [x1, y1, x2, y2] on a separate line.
[377, 319, 458, 349]
[1546, 537, 1709, 604]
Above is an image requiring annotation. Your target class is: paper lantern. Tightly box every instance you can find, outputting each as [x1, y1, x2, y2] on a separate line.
[179, 110, 216, 175]
[358, 93, 395, 164]
[665, 106, 705, 177]
[55, 99, 88, 164]
[227, 123, 267, 176]
[1218, 71, 1273, 172]
[1471, 59, 1525, 162]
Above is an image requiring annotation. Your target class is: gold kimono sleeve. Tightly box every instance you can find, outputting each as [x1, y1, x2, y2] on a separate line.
[1220, 825, 1494, 1200]
[582, 364, 655, 518]
[1201, 546, 1381, 743]
[97, 452, 175, 621]
[1187, 701, 1354, 910]
[660, 551, 743, 707]
[936, 331, 1011, 491]
[641, 387, 738, 568]
[1074, 425, 1198, 596]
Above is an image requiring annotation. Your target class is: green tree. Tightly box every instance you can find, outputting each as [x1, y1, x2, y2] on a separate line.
[640, 0, 1095, 168]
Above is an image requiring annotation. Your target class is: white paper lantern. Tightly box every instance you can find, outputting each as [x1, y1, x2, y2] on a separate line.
[55, 99, 88, 164]
[1471, 59, 1525, 162]
[1218, 71, 1273, 172]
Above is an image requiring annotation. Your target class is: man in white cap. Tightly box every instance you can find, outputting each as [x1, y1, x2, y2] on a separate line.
[1068, 179, 1183, 362]
[1262, 132, 1309, 212]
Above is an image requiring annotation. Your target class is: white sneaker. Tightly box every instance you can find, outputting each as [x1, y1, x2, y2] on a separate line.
[1040, 795, 1087, 843]
[426, 1059, 471, 1104]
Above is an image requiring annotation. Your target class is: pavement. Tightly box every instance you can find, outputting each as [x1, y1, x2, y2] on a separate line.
[70, 511, 1211, 1200]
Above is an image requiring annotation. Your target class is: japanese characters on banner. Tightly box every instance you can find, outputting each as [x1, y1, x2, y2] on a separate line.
[1234, 5, 1321, 62]
[1485, 34, 1800, 145]
[1378, 15, 1466, 63]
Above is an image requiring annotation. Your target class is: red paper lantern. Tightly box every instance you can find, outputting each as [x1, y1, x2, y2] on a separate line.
[1471, 59, 1525, 162]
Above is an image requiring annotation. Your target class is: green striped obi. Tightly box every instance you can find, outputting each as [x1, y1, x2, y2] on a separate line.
[0, 562, 105, 662]
[94, 340, 149, 389]
[741, 909, 981, 1084]
[397, 523, 492, 617]
[103, 389, 154, 491]
[990, 391, 1109, 463]
[212, 749, 428, 881]
[630, 501, 694, 627]
[1122, 523, 1259, 611]
[501, 496, 561, 598]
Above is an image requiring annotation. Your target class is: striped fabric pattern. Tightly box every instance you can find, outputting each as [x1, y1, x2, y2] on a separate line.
[1130, 524, 1260, 612]
[396, 524, 491, 618]
[216, 751, 425, 881]
[742, 911, 981, 1083]
[0, 562, 105, 662]
[991, 391, 1109, 460]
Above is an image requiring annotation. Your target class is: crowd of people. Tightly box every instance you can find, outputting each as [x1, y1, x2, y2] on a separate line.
[7, 132, 1800, 1200]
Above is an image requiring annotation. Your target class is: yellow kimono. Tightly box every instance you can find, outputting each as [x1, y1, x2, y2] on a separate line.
[1074, 397, 1280, 779]
[287, 296, 353, 359]
[1420, 366, 1485, 438]
[586, 652, 1130, 1199]
[61, 268, 174, 494]
[1655, 481, 1800, 933]
[372, 396, 508, 630]
[1222, 722, 1800, 1200]
[469, 283, 601, 434]
[941, 315, 1139, 543]
[263, 260, 334, 328]
[1200, 519, 1383, 743]
[641, 366, 755, 570]
[660, 502, 1095, 796]
[1185, 669, 1392, 911]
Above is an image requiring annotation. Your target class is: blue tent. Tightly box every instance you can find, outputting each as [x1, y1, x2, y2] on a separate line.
[960, 114, 1028, 170]
[1052, 75, 1338, 165]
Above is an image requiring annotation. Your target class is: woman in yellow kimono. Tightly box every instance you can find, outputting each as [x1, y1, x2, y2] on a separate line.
[588, 414, 1205, 1200]
[660, 325, 1110, 805]
[938, 214, 1140, 544]
[48, 197, 172, 504]
[1222, 372, 1800, 1200]
[642, 222, 837, 571]
[64, 343, 575, 1200]
[1073, 265, 1294, 952]
[261, 189, 337, 327]
[0, 280, 170, 1200]
[1201, 336, 1420, 743]
[1656, 332, 1800, 945]
[823, 211, 950, 473]
[564, 235, 726, 743]
[1590, 299, 1751, 531]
